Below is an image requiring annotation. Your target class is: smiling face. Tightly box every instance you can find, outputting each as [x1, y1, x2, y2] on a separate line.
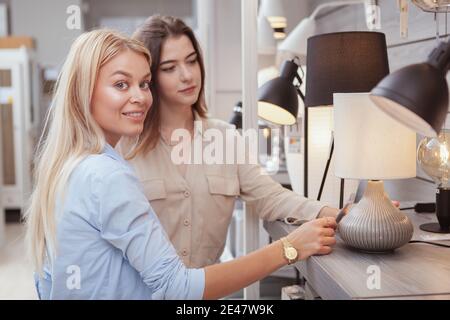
[91, 48, 152, 146]
[157, 35, 202, 110]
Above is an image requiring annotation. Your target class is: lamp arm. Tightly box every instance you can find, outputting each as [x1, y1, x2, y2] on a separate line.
[293, 66, 305, 101]
[317, 132, 334, 201]
[295, 83, 305, 102]
[310, 0, 366, 19]
[427, 40, 450, 72]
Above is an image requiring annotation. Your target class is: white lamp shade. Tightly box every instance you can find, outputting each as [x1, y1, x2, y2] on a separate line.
[334, 92, 416, 180]
[258, 15, 277, 55]
[259, 0, 286, 28]
[278, 17, 316, 65]
[257, 66, 279, 87]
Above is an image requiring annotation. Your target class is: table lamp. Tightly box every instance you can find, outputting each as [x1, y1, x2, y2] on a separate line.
[334, 92, 416, 252]
[305, 31, 389, 204]
[417, 129, 450, 233]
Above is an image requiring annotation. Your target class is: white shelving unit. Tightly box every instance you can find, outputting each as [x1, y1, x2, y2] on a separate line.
[0, 47, 40, 232]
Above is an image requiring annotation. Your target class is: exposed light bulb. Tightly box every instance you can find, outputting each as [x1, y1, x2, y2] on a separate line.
[440, 143, 449, 164]
[417, 129, 450, 188]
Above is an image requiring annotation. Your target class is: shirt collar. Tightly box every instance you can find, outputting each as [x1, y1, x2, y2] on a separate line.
[103, 143, 130, 167]
[193, 110, 208, 137]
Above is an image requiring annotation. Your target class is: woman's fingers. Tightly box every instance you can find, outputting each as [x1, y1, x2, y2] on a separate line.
[288, 217, 339, 260]
[319, 217, 337, 229]
[317, 246, 333, 255]
[321, 227, 335, 237]
[320, 236, 337, 246]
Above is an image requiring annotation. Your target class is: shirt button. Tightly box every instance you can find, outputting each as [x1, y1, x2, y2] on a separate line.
[183, 219, 190, 226]
[184, 190, 190, 198]
[181, 249, 188, 256]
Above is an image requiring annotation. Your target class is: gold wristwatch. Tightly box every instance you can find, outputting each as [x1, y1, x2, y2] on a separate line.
[280, 237, 299, 265]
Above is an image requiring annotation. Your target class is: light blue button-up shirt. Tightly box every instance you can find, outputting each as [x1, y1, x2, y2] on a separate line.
[34, 144, 205, 299]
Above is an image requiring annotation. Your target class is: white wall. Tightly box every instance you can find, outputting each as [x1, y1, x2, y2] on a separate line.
[10, 0, 84, 69]
[0, 0, 11, 35]
[205, 0, 242, 122]
[85, 0, 194, 34]
[9, 0, 194, 68]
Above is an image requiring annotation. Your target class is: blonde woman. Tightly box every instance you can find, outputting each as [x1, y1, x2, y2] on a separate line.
[25, 29, 336, 300]
[117, 15, 340, 269]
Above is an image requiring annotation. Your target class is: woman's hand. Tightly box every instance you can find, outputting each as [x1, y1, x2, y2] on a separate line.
[286, 217, 337, 260]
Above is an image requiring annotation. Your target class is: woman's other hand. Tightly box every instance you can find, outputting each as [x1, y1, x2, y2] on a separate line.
[286, 217, 337, 260]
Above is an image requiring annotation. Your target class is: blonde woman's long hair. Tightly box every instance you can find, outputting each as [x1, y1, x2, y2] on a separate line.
[25, 29, 151, 274]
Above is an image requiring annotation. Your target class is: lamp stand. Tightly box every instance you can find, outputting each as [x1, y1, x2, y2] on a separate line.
[420, 187, 450, 234]
[339, 180, 414, 252]
[304, 106, 308, 197]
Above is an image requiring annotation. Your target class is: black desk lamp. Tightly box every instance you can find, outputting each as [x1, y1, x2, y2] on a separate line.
[258, 59, 304, 126]
[229, 101, 242, 130]
[371, 39, 450, 233]
[257, 59, 306, 193]
[370, 40, 450, 137]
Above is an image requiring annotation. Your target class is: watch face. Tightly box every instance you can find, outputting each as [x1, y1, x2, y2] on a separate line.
[286, 247, 298, 260]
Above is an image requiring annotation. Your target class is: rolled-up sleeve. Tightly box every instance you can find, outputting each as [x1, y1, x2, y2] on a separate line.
[235, 130, 326, 222]
[95, 168, 205, 299]
[238, 163, 326, 222]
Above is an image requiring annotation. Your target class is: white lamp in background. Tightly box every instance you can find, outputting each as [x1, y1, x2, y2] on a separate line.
[334, 93, 416, 252]
[257, 66, 279, 87]
[278, 0, 375, 64]
[278, 16, 315, 64]
[259, 0, 287, 39]
[257, 15, 277, 55]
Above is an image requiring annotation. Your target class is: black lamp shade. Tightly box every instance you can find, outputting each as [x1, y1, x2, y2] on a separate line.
[371, 63, 449, 137]
[258, 60, 300, 125]
[229, 101, 243, 129]
[305, 32, 390, 107]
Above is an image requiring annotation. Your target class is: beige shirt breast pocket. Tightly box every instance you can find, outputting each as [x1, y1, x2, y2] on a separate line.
[141, 178, 167, 202]
[203, 174, 240, 248]
[205, 175, 240, 197]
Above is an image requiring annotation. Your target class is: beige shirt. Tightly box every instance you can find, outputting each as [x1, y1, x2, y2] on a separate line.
[117, 113, 326, 268]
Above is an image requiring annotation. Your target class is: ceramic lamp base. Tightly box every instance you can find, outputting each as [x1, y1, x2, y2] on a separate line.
[339, 180, 414, 252]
